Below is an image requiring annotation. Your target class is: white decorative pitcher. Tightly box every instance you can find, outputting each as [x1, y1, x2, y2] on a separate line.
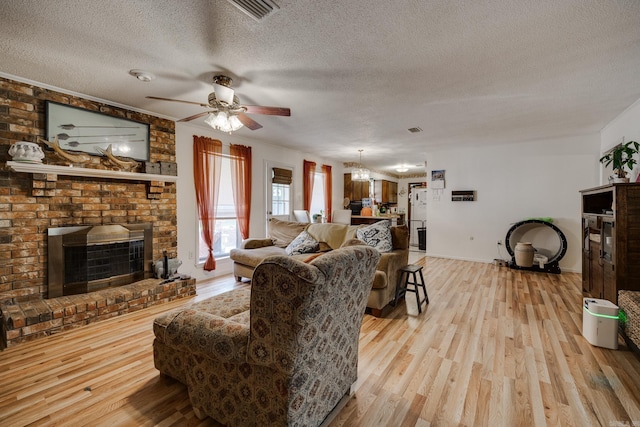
[514, 242, 535, 267]
[8, 141, 45, 163]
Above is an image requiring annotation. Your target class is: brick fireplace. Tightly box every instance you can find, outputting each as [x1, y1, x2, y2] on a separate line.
[0, 76, 194, 348]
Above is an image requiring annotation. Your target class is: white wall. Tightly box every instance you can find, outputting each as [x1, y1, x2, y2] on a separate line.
[424, 134, 601, 273]
[600, 98, 640, 183]
[175, 122, 344, 281]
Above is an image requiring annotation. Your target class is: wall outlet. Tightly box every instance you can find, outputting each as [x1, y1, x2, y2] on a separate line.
[188, 250, 194, 260]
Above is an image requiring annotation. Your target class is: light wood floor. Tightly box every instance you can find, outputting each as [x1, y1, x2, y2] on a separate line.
[2, 257, 640, 426]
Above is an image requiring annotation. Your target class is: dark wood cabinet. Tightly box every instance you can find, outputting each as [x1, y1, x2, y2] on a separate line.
[581, 184, 640, 303]
[373, 180, 398, 204]
[344, 173, 370, 201]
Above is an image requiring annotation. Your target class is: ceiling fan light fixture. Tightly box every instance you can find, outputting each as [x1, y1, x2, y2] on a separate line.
[213, 82, 235, 105]
[228, 114, 243, 131]
[352, 149, 370, 181]
[205, 111, 244, 133]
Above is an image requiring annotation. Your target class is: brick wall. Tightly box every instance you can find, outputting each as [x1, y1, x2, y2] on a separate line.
[0, 77, 177, 302]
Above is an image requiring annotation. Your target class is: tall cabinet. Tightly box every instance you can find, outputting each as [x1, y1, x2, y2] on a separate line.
[581, 183, 640, 303]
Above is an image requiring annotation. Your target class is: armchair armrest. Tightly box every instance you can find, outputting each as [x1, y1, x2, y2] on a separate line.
[240, 238, 275, 249]
[163, 310, 250, 363]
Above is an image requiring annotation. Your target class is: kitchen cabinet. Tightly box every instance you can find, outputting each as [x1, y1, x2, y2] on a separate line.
[374, 180, 398, 204]
[344, 173, 370, 201]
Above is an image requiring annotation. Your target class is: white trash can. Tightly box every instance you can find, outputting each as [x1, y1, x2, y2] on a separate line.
[582, 298, 619, 350]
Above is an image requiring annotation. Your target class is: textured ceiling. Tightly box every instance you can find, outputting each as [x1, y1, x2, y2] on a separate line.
[1, 0, 640, 174]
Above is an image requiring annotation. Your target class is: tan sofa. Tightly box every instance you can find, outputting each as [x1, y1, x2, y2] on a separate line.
[153, 245, 381, 426]
[230, 218, 409, 317]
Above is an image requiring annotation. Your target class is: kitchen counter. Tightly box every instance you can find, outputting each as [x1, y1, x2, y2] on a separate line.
[351, 214, 405, 226]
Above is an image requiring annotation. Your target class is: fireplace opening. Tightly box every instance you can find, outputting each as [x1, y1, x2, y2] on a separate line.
[48, 224, 153, 298]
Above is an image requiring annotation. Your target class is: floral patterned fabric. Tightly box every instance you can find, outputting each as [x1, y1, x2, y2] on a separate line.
[153, 245, 380, 427]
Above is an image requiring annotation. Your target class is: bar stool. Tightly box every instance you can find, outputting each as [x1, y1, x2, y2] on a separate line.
[394, 264, 429, 313]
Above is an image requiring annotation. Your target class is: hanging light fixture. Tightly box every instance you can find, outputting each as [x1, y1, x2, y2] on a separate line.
[204, 110, 244, 133]
[352, 149, 370, 181]
[202, 75, 245, 133]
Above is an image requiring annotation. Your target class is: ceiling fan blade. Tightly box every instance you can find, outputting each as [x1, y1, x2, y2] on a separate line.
[146, 96, 209, 108]
[237, 113, 263, 130]
[178, 111, 211, 122]
[243, 105, 291, 116]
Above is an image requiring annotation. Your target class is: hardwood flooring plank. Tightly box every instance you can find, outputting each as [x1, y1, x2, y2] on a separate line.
[2, 259, 640, 426]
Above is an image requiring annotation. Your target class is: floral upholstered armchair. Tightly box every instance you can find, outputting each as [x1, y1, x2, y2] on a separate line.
[153, 245, 381, 427]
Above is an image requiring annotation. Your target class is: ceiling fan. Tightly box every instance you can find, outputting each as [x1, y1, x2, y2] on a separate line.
[147, 74, 291, 132]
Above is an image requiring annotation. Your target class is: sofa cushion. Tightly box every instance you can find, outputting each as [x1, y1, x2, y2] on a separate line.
[242, 238, 275, 249]
[230, 245, 287, 268]
[390, 224, 409, 249]
[285, 230, 320, 255]
[356, 220, 393, 252]
[306, 223, 349, 249]
[268, 218, 308, 248]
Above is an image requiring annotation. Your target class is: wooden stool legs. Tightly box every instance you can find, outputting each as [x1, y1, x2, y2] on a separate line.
[394, 265, 429, 313]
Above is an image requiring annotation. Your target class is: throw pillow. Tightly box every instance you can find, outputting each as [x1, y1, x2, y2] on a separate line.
[285, 230, 320, 255]
[356, 220, 393, 252]
[268, 218, 308, 248]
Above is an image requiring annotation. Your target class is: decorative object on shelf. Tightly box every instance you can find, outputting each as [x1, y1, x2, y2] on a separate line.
[143, 161, 161, 174]
[352, 149, 370, 181]
[599, 139, 639, 183]
[46, 101, 150, 161]
[96, 144, 139, 171]
[8, 141, 45, 163]
[37, 136, 91, 165]
[160, 161, 177, 176]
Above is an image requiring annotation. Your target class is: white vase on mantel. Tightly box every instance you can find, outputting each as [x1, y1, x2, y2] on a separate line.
[8, 141, 45, 163]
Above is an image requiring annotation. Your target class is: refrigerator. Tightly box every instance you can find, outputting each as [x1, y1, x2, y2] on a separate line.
[409, 188, 427, 249]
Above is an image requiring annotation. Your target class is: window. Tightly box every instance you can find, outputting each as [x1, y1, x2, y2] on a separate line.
[309, 171, 325, 218]
[272, 183, 290, 216]
[198, 156, 240, 261]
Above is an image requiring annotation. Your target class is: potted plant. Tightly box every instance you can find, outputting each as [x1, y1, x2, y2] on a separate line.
[599, 140, 640, 183]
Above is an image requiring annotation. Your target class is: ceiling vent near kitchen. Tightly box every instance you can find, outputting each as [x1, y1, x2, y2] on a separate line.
[227, 0, 280, 21]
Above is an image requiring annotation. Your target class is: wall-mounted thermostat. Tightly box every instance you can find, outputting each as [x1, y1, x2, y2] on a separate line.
[452, 190, 475, 201]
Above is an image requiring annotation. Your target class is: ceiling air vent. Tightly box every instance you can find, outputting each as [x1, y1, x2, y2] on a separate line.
[227, 0, 280, 21]
[408, 127, 423, 133]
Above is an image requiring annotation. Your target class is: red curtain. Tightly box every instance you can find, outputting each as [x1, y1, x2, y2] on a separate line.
[193, 136, 222, 271]
[303, 160, 316, 211]
[230, 144, 252, 239]
[322, 164, 332, 222]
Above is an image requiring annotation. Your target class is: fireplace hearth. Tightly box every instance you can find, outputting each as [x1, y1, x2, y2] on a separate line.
[48, 224, 153, 298]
